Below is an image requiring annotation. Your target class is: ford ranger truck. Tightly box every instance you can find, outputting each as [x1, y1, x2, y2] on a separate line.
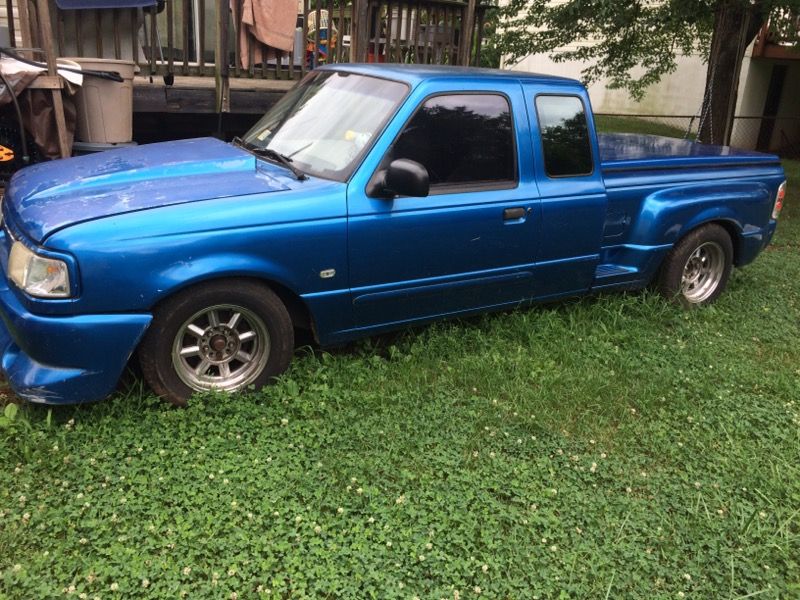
[0, 64, 786, 405]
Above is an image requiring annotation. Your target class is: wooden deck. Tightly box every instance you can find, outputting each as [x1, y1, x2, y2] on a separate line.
[133, 76, 295, 114]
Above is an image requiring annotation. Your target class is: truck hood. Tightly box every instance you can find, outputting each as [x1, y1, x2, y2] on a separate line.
[5, 137, 291, 243]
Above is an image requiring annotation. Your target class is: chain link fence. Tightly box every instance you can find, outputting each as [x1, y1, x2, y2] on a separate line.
[595, 113, 800, 158]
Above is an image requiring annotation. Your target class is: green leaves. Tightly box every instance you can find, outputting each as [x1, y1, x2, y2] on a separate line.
[494, 0, 800, 101]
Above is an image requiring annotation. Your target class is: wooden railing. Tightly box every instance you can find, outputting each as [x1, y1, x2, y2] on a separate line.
[4, 0, 489, 83]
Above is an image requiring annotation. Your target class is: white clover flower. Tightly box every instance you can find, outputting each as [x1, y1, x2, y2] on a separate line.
[79, 538, 88, 545]
[481, 564, 488, 573]
[489, 452, 496, 458]
[14, 466, 21, 474]
[590, 463, 597, 473]
[472, 451, 479, 458]
[18, 495, 26, 503]
[683, 574, 691, 581]
[759, 511, 767, 518]
[120, 497, 127, 504]
[228, 568, 236, 576]
[77, 493, 84, 500]
[425, 542, 433, 550]
[223, 479, 230, 485]
[356, 487, 363, 495]
[142, 578, 150, 588]
[12, 563, 22, 572]
[474, 587, 481, 595]
[230, 593, 238, 600]
[314, 525, 322, 534]
[183, 566, 191, 576]
[110, 582, 119, 591]
[677, 593, 685, 599]
[549, 545, 557, 552]
[273, 511, 279, 517]
[368, 517, 375, 524]
[337, 507, 344, 514]
[386, 541, 392, 548]
[281, 418, 289, 426]
[22, 512, 30, 521]
[396, 495, 406, 505]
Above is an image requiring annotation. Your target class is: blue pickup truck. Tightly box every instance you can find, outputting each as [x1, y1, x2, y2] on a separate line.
[0, 65, 786, 405]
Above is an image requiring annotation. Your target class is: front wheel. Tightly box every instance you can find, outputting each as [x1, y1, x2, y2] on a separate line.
[138, 280, 294, 406]
[657, 224, 734, 307]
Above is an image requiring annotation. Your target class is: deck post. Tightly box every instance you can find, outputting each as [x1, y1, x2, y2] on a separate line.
[458, 0, 476, 65]
[351, 0, 370, 62]
[215, 0, 230, 113]
[34, 0, 71, 159]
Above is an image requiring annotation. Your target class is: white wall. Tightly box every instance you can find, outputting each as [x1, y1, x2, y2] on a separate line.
[506, 51, 709, 116]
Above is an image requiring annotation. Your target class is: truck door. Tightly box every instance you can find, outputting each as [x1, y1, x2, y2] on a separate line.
[346, 85, 541, 329]
[522, 85, 608, 296]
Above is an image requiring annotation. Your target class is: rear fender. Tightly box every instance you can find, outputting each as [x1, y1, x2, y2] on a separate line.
[630, 182, 772, 248]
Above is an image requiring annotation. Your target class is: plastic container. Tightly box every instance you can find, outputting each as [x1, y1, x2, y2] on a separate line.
[66, 58, 136, 144]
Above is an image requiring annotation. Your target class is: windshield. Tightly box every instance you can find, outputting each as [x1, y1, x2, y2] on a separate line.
[242, 71, 408, 181]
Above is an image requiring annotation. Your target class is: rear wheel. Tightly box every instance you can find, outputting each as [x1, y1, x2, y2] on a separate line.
[657, 224, 734, 307]
[138, 280, 294, 406]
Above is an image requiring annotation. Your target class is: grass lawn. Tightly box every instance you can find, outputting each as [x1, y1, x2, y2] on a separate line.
[595, 115, 694, 139]
[1, 159, 798, 599]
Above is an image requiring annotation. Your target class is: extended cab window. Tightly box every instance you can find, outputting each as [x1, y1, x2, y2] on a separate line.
[535, 95, 593, 177]
[391, 94, 515, 188]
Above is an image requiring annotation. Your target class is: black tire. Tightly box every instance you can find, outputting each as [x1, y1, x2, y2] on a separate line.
[138, 279, 294, 406]
[657, 224, 734, 308]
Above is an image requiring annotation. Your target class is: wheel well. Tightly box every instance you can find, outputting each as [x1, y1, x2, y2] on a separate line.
[682, 220, 739, 266]
[152, 276, 315, 335]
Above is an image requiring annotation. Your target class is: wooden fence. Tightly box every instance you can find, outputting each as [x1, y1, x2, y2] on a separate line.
[5, 0, 489, 83]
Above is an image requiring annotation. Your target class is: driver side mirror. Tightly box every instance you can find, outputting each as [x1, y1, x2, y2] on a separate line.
[368, 159, 429, 199]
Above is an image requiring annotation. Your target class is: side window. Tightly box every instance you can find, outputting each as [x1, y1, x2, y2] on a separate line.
[390, 94, 515, 188]
[535, 95, 593, 177]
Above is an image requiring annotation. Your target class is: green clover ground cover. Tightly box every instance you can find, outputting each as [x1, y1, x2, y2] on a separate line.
[1, 160, 799, 599]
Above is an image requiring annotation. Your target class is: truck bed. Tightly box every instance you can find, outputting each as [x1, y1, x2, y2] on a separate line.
[598, 133, 781, 173]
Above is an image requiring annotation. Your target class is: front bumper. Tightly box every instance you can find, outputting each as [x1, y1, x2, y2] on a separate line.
[0, 278, 151, 404]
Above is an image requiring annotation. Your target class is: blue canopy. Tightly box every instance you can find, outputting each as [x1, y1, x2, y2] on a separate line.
[56, 0, 156, 9]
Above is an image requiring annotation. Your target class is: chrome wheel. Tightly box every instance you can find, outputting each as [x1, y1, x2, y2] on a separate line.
[171, 304, 270, 392]
[680, 241, 725, 304]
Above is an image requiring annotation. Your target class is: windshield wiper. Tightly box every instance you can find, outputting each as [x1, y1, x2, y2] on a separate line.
[232, 137, 307, 181]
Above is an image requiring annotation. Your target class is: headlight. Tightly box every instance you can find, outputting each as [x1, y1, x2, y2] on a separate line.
[8, 242, 71, 298]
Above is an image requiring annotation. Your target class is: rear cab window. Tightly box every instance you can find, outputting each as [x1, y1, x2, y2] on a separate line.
[535, 95, 594, 178]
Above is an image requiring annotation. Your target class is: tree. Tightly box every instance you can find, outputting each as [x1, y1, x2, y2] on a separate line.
[496, 0, 800, 145]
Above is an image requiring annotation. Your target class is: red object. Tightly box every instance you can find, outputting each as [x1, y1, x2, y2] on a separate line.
[367, 52, 385, 63]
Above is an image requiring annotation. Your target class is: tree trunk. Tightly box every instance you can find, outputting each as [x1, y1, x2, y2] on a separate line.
[698, 1, 765, 145]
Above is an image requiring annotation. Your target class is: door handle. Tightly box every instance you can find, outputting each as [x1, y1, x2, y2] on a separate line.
[503, 207, 527, 221]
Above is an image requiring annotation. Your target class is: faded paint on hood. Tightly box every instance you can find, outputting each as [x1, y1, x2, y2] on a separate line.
[6, 137, 291, 243]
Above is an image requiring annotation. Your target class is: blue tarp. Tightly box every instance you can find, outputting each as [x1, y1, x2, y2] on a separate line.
[55, 0, 156, 9]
